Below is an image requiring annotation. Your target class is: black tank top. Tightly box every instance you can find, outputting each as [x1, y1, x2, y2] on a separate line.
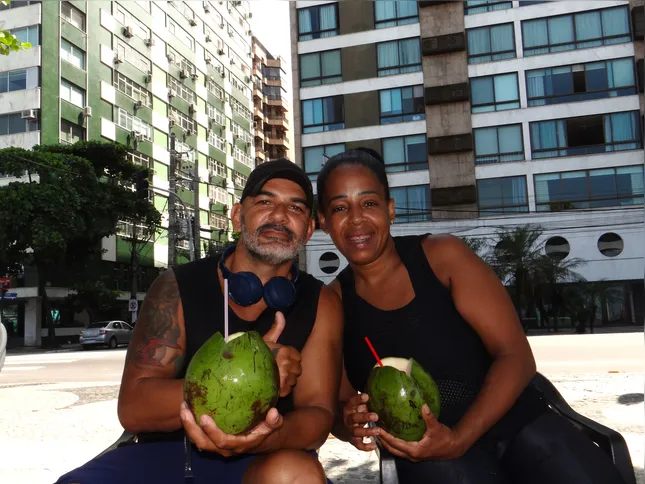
[337, 235, 547, 450]
[138, 254, 323, 443]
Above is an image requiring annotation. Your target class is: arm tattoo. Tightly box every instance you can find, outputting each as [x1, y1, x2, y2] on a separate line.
[127, 270, 184, 373]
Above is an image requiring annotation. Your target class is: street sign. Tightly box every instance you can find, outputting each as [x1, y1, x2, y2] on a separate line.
[2, 293, 17, 300]
[128, 299, 139, 312]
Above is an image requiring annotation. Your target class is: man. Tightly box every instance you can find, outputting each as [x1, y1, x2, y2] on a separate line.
[56, 159, 343, 484]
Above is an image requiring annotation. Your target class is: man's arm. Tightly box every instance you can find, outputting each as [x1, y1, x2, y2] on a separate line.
[117, 269, 186, 434]
[256, 285, 344, 452]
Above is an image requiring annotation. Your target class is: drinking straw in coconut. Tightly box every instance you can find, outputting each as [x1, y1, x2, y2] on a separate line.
[224, 278, 229, 343]
[364, 336, 383, 367]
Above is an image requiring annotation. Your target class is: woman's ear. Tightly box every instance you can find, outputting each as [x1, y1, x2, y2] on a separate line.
[388, 197, 396, 224]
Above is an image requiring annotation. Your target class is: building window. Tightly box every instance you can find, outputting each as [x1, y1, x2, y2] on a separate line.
[299, 50, 342, 87]
[374, 0, 418, 28]
[526, 58, 637, 107]
[61, 1, 85, 31]
[377, 38, 422, 76]
[465, 0, 512, 15]
[210, 213, 228, 230]
[60, 39, 85, 70]
[208, 130, 226, 152]
[302, 96, 344, 134]
[169, 107, 196, 133]
[209, 185, 228, 204]
[130, 151, 151, 169]
[11, 25, 39, 46]
[206, 79, 224, 100]
[168, 76, 197, 104]
[0, 69, 28, 93]
[391, 185, 430, 223]
[115, 39, 151, 72]
[59, 119, 85, 144]
[467, 23, 515, 64]
[471, 73, 520, 113]
[113, 72, 151, 107]
[303, 143, 345, 181]
[208, 158, 226, 178]
[522, 6, 631, 57]
[233, 172, 248, 187]
[477, 176, 529, 215]
[379, 86, 425, 124]
[117, 108, 152, 139]
[206, 104, 226, 127]
[474, 124, 524, 165]
[114, 2, 151, 39]
[231, 97, 252, 121]
[167, 17, 195, 51]
[297, 3, 339, 41]
[60, 79, 85, 108]
[0, 112, 39, 136]
[231, 75, 251, 98]
[382, 135, 426, 172]
[0, 1, 41, 10]
[535, 166, 644, 211]
[530, 111, 642, 159]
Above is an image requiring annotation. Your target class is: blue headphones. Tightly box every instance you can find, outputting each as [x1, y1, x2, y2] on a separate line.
[219, 245, 299, 311]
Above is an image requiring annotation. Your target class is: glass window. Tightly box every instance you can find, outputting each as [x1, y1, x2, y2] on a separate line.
[167, 17, 194, 51]
[390, 185, 430, 223]
[465, 0, 512, 15]
[60, 79, 85, 107]
[377, 38, 422, 76]
[11, 25, 39, 46]
[522, 6, 631, 56]
[115, 39, 150, 72]
[300, 50, 342, 87]
[0, 69, 29, 93]
[535, 166, 644, 211]
[60, 119, 85, 144]
[379, 86, 425, 124]
[477, 177, 529, 216]
[302, 96, 344, 134]
[61, 2, 85, 31]
[117, 108, 152, 139]
[530, 111, 642, 159]
[114, 2, 151, 39]
[526, 58, 636, 106]
[467, 23, 515, 64]
[303, 143, 345, 181]
[113, 72, 152, 107]
[474, 124, 524, 165]
[471, 73, 520, 113]
[0, 113, 35, 135]
[382, 135, 426, 173]
[374, 0, 418, 28]
[60, 39, 85, 70]
[298, 3, 339, 41]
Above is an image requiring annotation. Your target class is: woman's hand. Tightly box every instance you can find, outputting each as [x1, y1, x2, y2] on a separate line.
[377, 404, 466, 462]
[342, 393, 380, 452]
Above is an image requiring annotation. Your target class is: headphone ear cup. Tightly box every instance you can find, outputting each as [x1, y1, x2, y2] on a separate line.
[228, 272, 264, 307]
[264, 277, 297, 311]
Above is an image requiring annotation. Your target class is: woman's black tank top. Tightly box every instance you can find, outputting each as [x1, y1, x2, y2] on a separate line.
[337, 234, 547, 450]
[137, 255, 323, 443]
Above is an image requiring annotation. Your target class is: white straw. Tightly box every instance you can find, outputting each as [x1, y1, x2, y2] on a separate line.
[224, 278, 229, 343]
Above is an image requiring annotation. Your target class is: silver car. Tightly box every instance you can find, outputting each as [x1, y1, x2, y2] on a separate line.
[80, 321, 133, 350]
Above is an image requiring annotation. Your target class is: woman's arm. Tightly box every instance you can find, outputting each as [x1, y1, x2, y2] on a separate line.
[423, 235, 537, 453]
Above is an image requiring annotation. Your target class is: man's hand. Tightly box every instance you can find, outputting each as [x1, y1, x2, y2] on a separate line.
[180, 402, 284, 457]
[262, 312, 302, 397]
[377, 404, 465, 462]
[342, 393, 380, 451]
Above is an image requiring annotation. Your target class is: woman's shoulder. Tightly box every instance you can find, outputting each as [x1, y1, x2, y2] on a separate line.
[419, 234, 474, 287]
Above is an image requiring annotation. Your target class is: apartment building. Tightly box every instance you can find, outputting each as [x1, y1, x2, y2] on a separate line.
[251, 36, 291, 164]
[290, 0, 645, 326]
[0, 0, 256, 345]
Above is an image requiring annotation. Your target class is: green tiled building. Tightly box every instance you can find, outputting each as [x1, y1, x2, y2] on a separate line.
[0, 0, 257, 345]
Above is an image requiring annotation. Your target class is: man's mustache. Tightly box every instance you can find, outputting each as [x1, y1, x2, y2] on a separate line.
[257, 223, 295, 240]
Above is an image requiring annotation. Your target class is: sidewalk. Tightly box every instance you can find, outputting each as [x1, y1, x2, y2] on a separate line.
[6, 344, 81, 355]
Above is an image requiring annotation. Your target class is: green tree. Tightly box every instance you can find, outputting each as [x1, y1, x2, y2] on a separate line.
[0, 141, 160, 347]
[64, 278, 122, 324]
[0, 1, 32, 56]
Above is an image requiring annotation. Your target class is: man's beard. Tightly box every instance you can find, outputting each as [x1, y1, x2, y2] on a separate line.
[240, 215, 305, 266]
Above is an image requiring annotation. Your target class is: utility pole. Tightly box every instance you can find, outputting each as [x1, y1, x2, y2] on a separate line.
[168, 133, 178, 268]
[129, 223, 139, 326]
[192, 163, 201, 260]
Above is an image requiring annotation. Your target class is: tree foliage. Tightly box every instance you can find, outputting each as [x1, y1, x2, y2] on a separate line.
[0, 141, 161, 346]
[0, 1, 32, 56]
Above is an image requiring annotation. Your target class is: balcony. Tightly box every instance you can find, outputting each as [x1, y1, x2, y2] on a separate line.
[265, 116, 289, 129]
[266, 136, 290, 149]
[266, 95, 289, 110]
[255, 148, 267, 162]
[254, 129, 265, 141]
[264, 76, 282, 88]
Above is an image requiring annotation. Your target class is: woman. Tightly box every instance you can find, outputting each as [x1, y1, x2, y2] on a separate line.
[316, 148, 626, 484]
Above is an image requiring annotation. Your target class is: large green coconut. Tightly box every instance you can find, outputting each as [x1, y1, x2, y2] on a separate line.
[365, 357, 441, 442]
[184, 331, 280, 435]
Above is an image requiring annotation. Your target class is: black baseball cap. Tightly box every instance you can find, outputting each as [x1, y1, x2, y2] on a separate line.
[240, 158, 314, 210]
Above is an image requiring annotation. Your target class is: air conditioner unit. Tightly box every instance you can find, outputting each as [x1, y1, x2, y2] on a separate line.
[203, 1, 210, 13]
[205, 74, 214, 83]
[123, 26, 134, 38]
[167, 52, 176, 63]
[229, 57, 235, 65]
[246, 29, 251, 36]
[190, 71, 199, 81]
[218, 48, 224, 55]
[114, 53, 123, 64]
[131, 130, 144, 141]
[188, 17, 197, 27]
[205, 35, 212, 43]
[169, 119, 176, 128]
[83, 106, 93, 117]
[144, 72, 153, 83]
[205, 56, 212, 65]
[189, 103, 197, 114]
[168, 88, 176, 98]
[134, 100, 143, 109]
[186, 129, 195, 137]
[219, 22, 224, 29]
[220, 70, 226, 78]
[248, 12, 252, 19]
[145, 37, 155, 47]
[21, 109, 37, 120]
[180, 69, 189, 79]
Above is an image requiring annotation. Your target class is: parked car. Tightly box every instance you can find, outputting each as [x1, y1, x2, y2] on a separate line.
[79, 321, 133, 350]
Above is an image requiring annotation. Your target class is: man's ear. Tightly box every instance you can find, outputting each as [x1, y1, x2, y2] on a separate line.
[317, 210, 328, 234]
[304, 214, 316, 243]
[231, 203, 243, 232]
[388, 198, 395, 224]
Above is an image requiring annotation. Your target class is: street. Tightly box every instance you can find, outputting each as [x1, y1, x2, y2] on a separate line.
[0, 333, 643, 484]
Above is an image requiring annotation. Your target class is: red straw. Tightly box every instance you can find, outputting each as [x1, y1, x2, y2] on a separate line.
[364, 337, 383, 367]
